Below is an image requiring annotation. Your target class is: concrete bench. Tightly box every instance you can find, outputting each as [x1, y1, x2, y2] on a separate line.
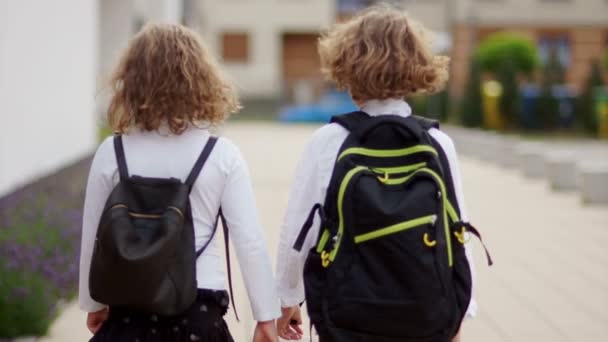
[545, 150, 578, 191]
[579, 162, 608, 204]
[461, 131, 503, 162]
[494, 135, 518, 168]
[515, 143, 547, 178]
[478, 134, 502, 163]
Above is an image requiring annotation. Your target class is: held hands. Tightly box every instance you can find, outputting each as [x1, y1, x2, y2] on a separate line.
[86, 307, 109, 334]
[253, 320, 279, 342]
[277, 306, 304, 340]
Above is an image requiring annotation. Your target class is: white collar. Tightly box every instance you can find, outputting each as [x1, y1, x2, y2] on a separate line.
[360, 98, 412, 118]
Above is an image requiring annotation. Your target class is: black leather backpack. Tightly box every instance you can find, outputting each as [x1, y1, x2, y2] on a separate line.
[89, 135, 227, 316]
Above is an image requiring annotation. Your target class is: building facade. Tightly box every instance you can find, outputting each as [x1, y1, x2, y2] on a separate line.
[195, 0, 336, 102]
[195, 0, 607, 100]
[449, 0, 608, 95]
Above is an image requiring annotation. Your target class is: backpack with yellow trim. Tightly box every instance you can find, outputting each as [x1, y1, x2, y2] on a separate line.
[293, 112, 492, 342]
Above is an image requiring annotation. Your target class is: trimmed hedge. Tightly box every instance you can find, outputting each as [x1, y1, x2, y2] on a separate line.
[0, 158, 90, 339]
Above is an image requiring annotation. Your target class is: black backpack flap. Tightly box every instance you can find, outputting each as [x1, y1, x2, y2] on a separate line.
[90, 135, 218, 316]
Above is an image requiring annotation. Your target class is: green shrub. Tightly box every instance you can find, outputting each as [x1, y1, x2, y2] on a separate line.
[576, 60, 606, 132]
[460, 59, 484, 127]
[604, 48, 608, 71]
[537, 48, 564, 129]
[476, 32, 540, 75]
[0, 267, 54, 338]
[497, 58, 520, 128]
[406, 95, 427, 116]
[98, 125, 113, 142]
[425, 90, 450, 122]
[406, 90, 449, 122]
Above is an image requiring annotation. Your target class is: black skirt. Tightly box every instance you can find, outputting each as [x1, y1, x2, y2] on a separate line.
[91, 289, 234, 342]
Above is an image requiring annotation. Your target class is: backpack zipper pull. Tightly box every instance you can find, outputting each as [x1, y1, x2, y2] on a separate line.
[321, 251, 330, 268]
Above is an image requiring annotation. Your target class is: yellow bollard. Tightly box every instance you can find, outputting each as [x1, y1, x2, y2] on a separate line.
[598, 100, 608, 139]
[596, 88, 608, 139]
[482, 80, 504, 130]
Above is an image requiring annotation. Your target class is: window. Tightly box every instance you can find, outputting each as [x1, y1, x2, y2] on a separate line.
[538, 34, 571, 68]
[221, 32, 250, 63]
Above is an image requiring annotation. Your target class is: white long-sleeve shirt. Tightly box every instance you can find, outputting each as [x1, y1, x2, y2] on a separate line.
[79, 127, 281, 322]
[276, 98, 477, 317]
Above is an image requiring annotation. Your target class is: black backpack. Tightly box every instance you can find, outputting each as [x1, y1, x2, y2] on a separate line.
[89, 135, 237, 317]
[294, 112, 492, 342]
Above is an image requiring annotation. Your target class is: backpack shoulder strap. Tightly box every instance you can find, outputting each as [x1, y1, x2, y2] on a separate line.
[330, 111, 370, 132]
[412, 115, 440, 130]
[410, 116, 460, 215]
[219, 210, 239, 321]
[113, 135, 129, 180]
[425, 133, 462, 217]
[195, 209, 239, 321]
[185, 136, 219, 190]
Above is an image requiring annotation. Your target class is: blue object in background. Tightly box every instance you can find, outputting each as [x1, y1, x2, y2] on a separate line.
[279, 89, 358, 123]
[520, 84, 541, 130]
[552, 84, 575, 129]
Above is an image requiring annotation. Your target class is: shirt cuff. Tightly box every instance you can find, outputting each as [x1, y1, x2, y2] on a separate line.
[465, 297, 478, 318]
[253, 307, 282, 322]
[279, 289, 305, 308]
[79, 297, 107, 313]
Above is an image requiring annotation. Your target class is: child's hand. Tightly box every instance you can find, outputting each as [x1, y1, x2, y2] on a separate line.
[86, 307, 108, 334]
[277, 306, 303, 340]
[253, 320, 279, 342]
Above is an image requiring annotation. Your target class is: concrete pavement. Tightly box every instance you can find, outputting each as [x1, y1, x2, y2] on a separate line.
[37, 122, 608, 341]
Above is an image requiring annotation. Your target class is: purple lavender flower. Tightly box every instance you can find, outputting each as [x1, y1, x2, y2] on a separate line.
[0, 156, 91, 337]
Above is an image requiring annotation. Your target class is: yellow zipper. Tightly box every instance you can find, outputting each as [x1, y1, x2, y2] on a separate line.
[354, 215, 437, 244]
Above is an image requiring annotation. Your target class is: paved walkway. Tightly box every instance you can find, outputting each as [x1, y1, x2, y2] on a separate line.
[38, 122, 608, 341]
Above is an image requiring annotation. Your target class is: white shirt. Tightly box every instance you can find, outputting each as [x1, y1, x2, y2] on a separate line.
[79, 127, 281, 322]
[276, 98, 477, 317]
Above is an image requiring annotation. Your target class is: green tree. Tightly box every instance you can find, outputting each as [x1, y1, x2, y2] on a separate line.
[576, 60, 605, 132]
[460, 59, 484, 127]
[476, 32, 540, 75]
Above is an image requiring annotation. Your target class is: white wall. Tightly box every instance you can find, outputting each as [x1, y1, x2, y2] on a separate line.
[0, 0, 98, 196]
[198, 0, 336, 98]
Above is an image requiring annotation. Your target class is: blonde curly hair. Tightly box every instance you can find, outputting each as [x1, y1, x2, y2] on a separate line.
[318, 5, 449, 102]
[107, 23, 240, 134]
